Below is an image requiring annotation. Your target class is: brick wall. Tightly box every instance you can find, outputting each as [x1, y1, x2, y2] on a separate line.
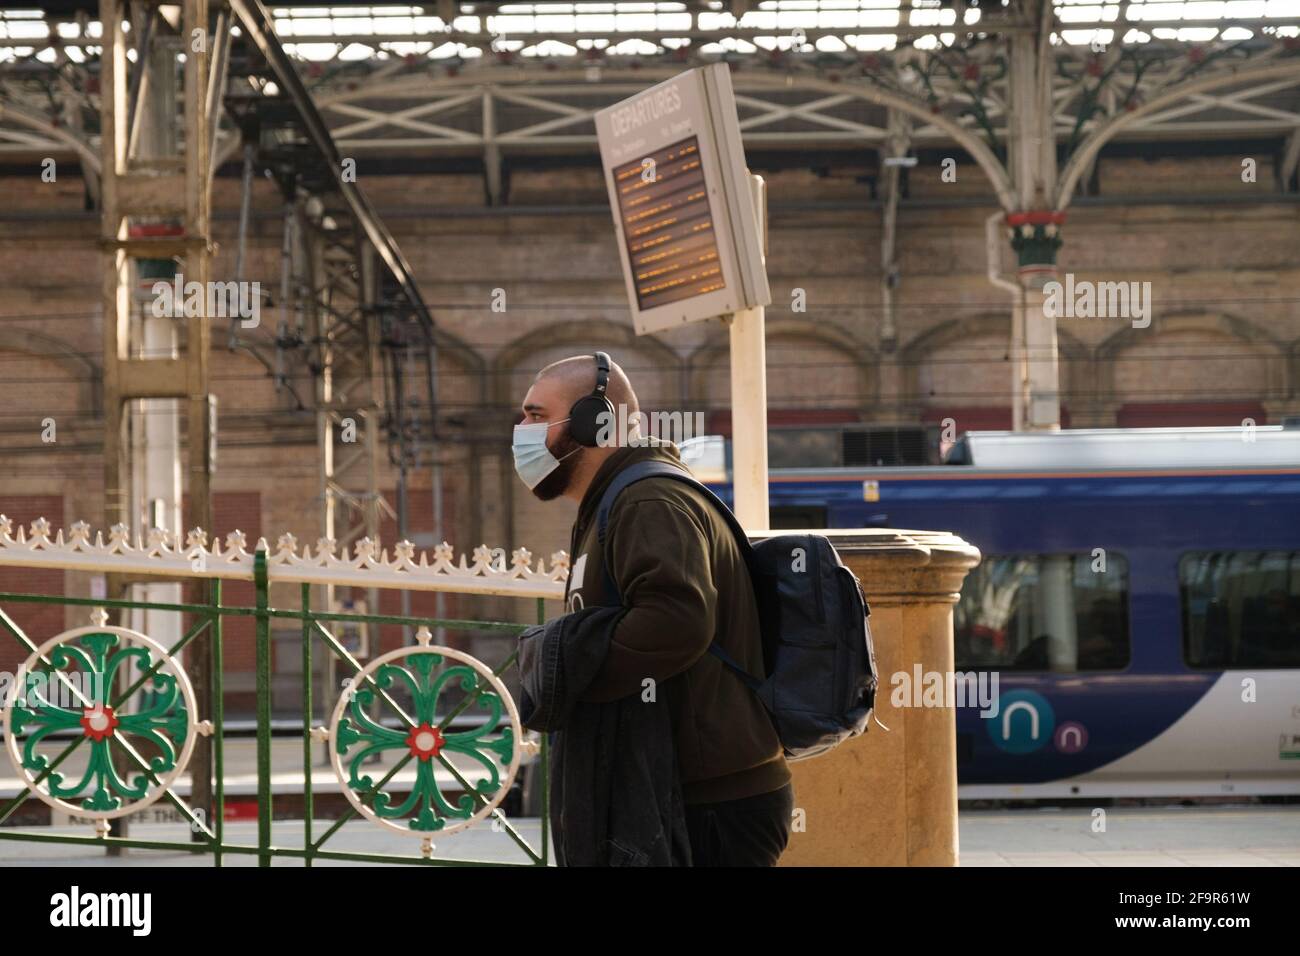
[2, 157, 1298, 569]
[0, 496, 65, 673]
[374, 485, 462, 654]
[183, 491, 262, 673]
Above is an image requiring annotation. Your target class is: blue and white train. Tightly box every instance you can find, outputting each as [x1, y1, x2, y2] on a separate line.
[683, 426, 1300, 799]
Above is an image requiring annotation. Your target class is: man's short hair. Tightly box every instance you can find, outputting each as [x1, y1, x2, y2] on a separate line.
[535, 353, 640, 421]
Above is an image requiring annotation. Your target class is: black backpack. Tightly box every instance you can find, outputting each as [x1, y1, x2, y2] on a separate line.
[595, 460, 881, 761]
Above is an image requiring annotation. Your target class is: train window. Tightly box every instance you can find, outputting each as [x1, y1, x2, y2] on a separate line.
[953, 554, 1131, 672]
[1180, 551, 1300, 669]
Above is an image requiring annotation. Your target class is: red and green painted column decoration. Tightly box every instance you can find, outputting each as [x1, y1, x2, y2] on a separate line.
[1006, 210, 1066, 288]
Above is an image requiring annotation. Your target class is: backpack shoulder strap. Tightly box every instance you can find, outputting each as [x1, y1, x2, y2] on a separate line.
[593, 458, 761, 690]
[593, 460, 673, 603]
[596, 460, 752, 555]
[594, 461, 687, 557]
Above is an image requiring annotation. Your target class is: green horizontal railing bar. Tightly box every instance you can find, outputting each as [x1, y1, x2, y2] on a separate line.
[0, 593, 226, 616]
[224, 844, 535, 867]
[278, 610, 528, 632]
[0, 592, 535, 632]
[0, 831, 536, 866]
[0, 830, 208, 854]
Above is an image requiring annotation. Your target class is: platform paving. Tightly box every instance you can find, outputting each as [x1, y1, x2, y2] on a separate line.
[1, 806, 1297, 866]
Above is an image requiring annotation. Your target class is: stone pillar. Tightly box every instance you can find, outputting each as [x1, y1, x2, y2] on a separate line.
[1007, 212, 1065, 432]
[777, 528, 980, 867]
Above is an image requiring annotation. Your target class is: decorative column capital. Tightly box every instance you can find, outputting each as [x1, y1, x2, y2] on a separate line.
[1006, 210, 1067, 272]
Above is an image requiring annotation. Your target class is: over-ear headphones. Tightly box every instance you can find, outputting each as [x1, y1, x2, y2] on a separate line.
[568, 351, 614, 447]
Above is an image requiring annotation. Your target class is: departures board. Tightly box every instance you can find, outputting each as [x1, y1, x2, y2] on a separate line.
[609, 136, 725, 313]
[596, 65, 771, 334]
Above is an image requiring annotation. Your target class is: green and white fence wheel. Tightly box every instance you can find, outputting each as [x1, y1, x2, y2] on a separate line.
[1, 619, 201, 825]
[324, 630, 522, 841]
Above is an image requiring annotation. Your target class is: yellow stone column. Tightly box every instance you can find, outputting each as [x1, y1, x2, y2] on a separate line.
[777, 529, 980, 867]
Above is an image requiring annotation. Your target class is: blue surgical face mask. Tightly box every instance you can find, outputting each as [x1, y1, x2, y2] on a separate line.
[512, 417, 579, 490]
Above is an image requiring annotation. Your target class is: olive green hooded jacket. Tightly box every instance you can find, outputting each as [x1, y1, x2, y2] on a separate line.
[564, 439, 791, 805]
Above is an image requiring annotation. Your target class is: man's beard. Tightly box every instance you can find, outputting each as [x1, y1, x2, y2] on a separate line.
[531, 426, 583, 501]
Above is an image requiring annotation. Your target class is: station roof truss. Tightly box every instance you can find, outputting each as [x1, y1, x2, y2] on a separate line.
[1, 3, 1298, 196]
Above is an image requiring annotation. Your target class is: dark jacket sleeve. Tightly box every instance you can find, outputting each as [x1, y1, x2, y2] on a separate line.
[518, 604, 626, 730]
[578, 497, 717, 703]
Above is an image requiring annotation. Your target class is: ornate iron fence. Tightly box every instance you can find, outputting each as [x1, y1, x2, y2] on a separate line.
[0, 516, 568, 866]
